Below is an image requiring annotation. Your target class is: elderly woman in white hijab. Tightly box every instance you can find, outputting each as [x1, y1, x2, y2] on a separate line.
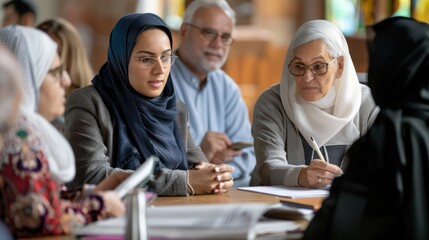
[0, 25, 75, 182]
[0, 26, 126, 238]
[249, 20, 379, 188]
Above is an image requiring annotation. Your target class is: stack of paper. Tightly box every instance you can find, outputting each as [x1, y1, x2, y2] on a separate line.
[74, 203, 303, 240]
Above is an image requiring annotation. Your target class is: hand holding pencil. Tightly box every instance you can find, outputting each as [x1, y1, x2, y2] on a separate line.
[297, 137, 343, 188]
[310, 137, 327, 163]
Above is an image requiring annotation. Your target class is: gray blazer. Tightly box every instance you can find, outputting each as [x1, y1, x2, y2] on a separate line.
[64, 85, 207, 196]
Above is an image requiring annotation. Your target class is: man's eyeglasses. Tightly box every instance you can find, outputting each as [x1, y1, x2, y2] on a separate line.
[186, 23, 234, 45]
[48, 64, 64, 79]
[288, 58, 337, 76]
[134, 55, 177, 69]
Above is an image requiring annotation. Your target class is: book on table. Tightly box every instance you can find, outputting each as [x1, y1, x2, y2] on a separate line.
[74, 202, 314, 239]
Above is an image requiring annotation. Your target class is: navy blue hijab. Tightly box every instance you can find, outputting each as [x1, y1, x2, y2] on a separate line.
[92, 13, 187, 171]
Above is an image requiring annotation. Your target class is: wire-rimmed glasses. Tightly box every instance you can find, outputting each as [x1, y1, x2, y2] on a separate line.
[288, 58, 337, 76]
[48, 63, 65, 79]
[134, 55, 177, 69]
[186, 23, 234, 45]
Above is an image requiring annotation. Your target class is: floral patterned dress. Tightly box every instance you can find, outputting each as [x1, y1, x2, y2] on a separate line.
[0, 116, 108, 238]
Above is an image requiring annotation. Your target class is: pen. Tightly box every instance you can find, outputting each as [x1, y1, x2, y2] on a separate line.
[310, 137, 327, 163]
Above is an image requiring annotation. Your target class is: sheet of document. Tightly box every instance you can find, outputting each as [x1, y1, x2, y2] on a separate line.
[238, 185, 330, 198]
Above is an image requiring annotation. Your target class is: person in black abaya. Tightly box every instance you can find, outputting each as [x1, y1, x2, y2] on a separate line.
[305, 16, 429, 240]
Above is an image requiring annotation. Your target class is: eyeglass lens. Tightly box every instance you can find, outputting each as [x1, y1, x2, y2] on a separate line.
[48, 64, 64, 79]
[288, 58, 336, 76]
[137, 55, 176, 69]
[187, 24, 233, 45]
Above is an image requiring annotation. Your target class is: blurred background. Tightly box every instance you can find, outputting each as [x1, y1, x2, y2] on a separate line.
[1, 0, 428, 120]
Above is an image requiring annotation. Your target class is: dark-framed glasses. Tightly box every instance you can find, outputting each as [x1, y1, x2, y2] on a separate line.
[288, 58, 337, 76]
[186, 23, 234, 45]
[134, 55, 177, 69]
[48, 63, 65, 79]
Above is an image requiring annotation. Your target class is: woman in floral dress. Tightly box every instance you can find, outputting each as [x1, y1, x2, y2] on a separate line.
[0, 26, 126, 238]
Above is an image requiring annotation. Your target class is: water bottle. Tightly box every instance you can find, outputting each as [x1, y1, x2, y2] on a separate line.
[125, 189, 147, 240]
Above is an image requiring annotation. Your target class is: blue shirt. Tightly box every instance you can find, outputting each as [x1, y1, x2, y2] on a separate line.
[171, 57, 256, 187]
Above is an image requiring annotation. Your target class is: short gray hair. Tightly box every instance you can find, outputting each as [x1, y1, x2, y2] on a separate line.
[183, 0, 236, 25]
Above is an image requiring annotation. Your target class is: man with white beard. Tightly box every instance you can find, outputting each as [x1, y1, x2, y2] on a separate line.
[171, 0, 255, 187]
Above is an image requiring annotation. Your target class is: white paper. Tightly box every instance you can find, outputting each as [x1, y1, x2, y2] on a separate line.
[147, 204, 267, 239]
[238, 185, 330, 198]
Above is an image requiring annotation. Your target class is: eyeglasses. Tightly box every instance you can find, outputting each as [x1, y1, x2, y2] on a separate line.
[134, 55, 177, 69]
[186, 23, 234, 45]
[288, 58, 337, 76]
[48, 64, 65, 79]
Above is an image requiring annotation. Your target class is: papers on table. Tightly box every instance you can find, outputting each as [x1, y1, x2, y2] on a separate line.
[74, 203, 302, 240]
[238, 185, 330, 198]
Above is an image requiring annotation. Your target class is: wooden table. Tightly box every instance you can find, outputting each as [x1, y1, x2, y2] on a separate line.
[23, 189, 325, 240]
[153, 188, 324, 209]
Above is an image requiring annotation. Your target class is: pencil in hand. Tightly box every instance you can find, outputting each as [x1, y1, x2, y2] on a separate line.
[310, 137, 327, 163]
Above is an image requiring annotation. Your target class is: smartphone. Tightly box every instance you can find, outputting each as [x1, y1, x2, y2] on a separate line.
[229, 141, 253, 150]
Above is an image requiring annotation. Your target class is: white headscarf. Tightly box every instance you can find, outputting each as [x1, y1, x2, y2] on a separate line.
[0, 26, 75, 183]
[280, 20, 361, 147]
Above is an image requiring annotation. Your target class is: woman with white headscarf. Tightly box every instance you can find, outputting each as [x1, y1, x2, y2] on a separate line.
[0, 25, 75, 182]
[249, 20, 379, 188]
[0, 26, 125, 238]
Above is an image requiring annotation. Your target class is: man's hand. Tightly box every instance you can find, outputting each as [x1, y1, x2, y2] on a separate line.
[200, 131, 242, 163]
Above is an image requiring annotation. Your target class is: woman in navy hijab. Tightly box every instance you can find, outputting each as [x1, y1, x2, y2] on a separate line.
[65, 13, 234, 196]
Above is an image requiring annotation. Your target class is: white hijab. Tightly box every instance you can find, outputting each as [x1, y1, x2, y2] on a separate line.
[0, 26, 75, 183]
[280, 20, 361, 147]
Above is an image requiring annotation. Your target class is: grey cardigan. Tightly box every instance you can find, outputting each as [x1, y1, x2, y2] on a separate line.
[64, 85, 207, 196]
[250, 84, 379, 187]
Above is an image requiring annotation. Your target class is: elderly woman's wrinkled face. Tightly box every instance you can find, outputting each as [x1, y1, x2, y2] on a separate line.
[290, 40, 343, 102]
[128, 29, 173, 98]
